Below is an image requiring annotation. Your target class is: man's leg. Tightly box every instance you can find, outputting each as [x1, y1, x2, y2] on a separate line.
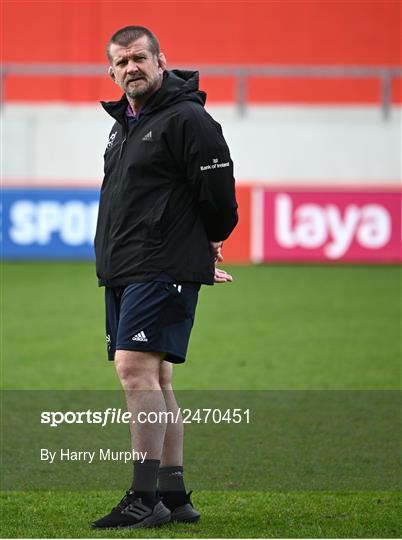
[159, 360, 183, 467]
[158, 360, 200, 522]
[92, 349, 172, 529]
[114, 350, 167, 505]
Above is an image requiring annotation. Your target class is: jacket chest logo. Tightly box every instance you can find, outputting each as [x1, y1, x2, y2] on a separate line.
[142, 130, 154, 142]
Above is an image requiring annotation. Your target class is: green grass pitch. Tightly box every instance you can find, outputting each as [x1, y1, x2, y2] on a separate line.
[1, 262, 401, 538]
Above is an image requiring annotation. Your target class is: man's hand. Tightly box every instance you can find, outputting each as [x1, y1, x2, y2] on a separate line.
[210, 241, 224, 262]
[210, 241, 232, 283]
[214, 266, 233, 283]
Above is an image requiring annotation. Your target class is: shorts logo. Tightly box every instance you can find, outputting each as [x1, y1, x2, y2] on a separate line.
[132, 331, 148, 342]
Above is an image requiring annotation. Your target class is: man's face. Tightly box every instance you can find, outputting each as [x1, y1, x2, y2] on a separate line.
[109, 36, 164, 100]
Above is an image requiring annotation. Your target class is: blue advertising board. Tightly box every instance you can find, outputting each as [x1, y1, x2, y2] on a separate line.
[1, 188, 100, 259]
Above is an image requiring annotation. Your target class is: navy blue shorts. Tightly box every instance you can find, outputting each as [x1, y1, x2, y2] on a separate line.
[105, 281, 200, 363]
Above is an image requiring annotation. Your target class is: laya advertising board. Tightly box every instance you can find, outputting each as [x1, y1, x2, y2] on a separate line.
[254, 189, 402, 263]
[2, 187, 401, 263]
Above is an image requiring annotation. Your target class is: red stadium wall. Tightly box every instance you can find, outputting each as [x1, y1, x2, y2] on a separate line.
[222, 185, 251, 264]
[2, 1, 400, 103]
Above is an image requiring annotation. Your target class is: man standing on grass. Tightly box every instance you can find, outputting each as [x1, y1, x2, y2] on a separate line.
[92, 26, 238, 529]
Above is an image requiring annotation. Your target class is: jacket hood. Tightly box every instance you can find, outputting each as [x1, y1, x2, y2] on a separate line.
[101, 69, 206, 123]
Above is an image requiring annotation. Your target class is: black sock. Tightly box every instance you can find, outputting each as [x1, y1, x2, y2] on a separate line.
[158, 466, 188, 509]
[131, 459, 160, 507]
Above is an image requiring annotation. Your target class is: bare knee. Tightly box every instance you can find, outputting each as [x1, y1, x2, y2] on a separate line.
[115, 350, 163, 390]
[159, 360, 173, 390]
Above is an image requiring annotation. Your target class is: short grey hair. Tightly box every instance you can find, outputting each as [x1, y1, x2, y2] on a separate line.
[106, 25, 160, 62]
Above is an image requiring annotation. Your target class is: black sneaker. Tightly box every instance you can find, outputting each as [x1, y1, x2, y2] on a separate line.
[91, 490, 171, 529]
[164, 491, 201, 523]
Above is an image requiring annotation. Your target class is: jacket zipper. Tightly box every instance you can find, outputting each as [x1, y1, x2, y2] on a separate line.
[105, 126, 127, 277]
[119, 135, 127, 159]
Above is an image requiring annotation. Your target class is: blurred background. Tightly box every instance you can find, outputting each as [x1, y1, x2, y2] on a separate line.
[2, 0, 401, 263]
[1, 1, 401, 391]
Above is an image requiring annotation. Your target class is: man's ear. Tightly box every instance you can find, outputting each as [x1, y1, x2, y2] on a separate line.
[108, 66, 115, 81]
[158, 53, 167, 71]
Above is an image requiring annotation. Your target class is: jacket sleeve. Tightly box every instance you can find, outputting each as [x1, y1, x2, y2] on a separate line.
[181, 106, 238, 241]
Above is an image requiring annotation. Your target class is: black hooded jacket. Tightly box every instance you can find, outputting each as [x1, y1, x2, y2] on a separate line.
[95, 70, 238, 287]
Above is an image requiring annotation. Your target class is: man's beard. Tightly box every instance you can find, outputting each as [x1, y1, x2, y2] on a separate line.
[124, 77, 158, 100]
[125, 84, 150, 99]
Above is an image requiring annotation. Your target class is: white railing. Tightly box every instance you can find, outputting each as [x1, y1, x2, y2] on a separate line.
[1, 63, 401, 118]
